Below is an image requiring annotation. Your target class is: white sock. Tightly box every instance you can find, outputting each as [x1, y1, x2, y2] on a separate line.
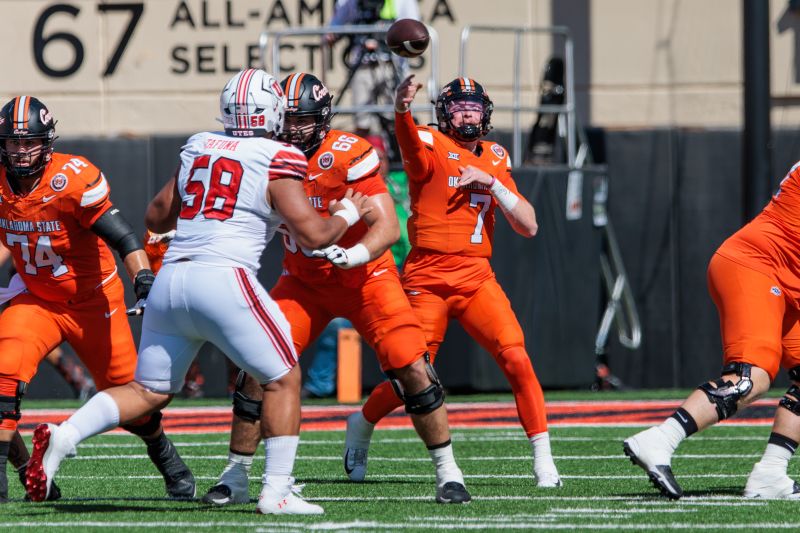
[657, 417, 686, 453]
[347, 412, 375, 448]
[62, 391, 120, 447]
[221, 451, 253, 479]
[530, 432, 557, 473]
[428, 443, 464, 487]
[262, 436, 299, 494]
[761, 443, 794, 469]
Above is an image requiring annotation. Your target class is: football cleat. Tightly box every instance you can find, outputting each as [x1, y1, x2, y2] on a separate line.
[202, 483, 250, 505]
[534, 469, 563, 488]
[18, 464, 61, 501]
[26, 423, 76, 502]
[744, 462, 800, 499]
[623, 427, 682, 500]
[256, 482, 324, 515]
[201, 461, 250, 506]
[435, 481, 472, 504]
[343, 447, 368, 482]
[146, 435, 196, 499]
[343, 412, 373, 482]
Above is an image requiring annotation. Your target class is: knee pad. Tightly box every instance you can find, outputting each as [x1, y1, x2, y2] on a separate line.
[387, 353, 445, 415]
[232, 370, 262, 422]
[779, 385, 800, 416]
[788, 366, 800, 382]
[122, 410, 163, 437]
[0, 381, 27, 423]
[697, 362, 753, 421]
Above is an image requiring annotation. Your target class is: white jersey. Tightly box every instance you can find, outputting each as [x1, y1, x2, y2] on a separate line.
[164, 131, 307, 271]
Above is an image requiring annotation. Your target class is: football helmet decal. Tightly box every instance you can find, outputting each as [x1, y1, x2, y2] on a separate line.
[279, 73, 334, 157]
[0, 96, 57, 177]
[435, 78, 493, 142]
[219, 69, 285, 138]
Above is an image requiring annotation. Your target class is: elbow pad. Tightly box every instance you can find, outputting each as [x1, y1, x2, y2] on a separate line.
[91, 208, 142, 258]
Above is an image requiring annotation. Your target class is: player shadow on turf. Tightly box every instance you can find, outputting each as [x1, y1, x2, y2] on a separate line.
[619, 486, 744, 499]
[42, 498, 199, 514]
[301, 478, 422, 486]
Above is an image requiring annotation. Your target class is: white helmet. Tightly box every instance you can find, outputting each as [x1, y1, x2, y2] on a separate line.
[219, 69, 285, 138]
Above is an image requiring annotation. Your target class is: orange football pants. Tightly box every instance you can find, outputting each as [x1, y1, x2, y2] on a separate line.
[270, 268, 428, 371]
[363, 250, 549, 436]
[708, 252, 800, 381]
[0, 276, 137, 430]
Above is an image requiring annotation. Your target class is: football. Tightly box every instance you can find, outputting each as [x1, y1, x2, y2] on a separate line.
[385, 19, 430, 58]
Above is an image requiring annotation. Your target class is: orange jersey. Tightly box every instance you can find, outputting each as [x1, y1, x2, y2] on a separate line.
[716, 160, 800, 307]
[394, 110, 521, 257]
[0, 152, 116, 302]
[280, 129, 393, 287]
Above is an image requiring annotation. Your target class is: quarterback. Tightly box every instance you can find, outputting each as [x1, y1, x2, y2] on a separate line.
[344, 75, 562, 488]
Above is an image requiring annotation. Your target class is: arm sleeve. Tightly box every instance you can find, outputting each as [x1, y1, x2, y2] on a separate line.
[395, 111, 434, 182]
[91, 207, 142, 258]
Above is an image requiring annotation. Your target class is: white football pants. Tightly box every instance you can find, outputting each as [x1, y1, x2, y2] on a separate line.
[134, 261, 297, 394]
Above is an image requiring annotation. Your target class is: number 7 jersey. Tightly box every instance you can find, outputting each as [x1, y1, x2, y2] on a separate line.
[395, 110, 520, 257]
[0, 153, 117, 302]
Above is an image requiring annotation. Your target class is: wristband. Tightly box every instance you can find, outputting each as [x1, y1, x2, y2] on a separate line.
[332, 197, 360, 227]
[490, 178, 520, 212]
[344, 243, 371, 267]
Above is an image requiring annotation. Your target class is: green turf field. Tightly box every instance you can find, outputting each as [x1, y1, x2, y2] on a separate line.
[4, 417, 799, 531]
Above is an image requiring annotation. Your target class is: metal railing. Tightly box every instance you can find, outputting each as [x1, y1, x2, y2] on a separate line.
[259, 23, 440, 124]
[596, 220, 642, 354]
[458, 25, 576, 168]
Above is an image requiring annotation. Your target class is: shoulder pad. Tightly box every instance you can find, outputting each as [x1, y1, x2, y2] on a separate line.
[45, 154, 101, 192]
[347, 147, 380, 182]
[78, 172, 109, 207]
[417, 128, 434, 146]
[270, 147, 308, 181]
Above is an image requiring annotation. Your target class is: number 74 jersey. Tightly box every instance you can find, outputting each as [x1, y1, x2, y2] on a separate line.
[0, 153, 118, 302]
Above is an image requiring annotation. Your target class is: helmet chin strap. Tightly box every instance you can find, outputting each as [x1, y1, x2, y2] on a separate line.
[451, 124, 481, 142]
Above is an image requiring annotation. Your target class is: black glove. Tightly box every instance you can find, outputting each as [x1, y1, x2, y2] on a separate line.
[134, 269, 156, 301]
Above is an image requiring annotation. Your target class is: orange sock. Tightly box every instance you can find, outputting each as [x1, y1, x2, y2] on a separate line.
[496, 346, 548, 437]
[362, 380, 404, 424]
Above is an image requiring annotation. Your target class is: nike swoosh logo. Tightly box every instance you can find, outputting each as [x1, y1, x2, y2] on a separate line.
[104, 308, 118, 318]
[309, 172, 323, 181]
[42, 194, 57, 203]
[491, 159, 504, 166]
[344, 451, 355, 475]
[372, 269, 388, 277]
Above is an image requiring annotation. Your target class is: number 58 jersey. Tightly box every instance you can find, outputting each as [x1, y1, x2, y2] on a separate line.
[0, 153, 117, 302]
[164, 131, 308, 272]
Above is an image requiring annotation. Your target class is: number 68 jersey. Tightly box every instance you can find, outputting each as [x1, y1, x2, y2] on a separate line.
[0, 152, 118, 302]
[164, 131, 308, 272]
